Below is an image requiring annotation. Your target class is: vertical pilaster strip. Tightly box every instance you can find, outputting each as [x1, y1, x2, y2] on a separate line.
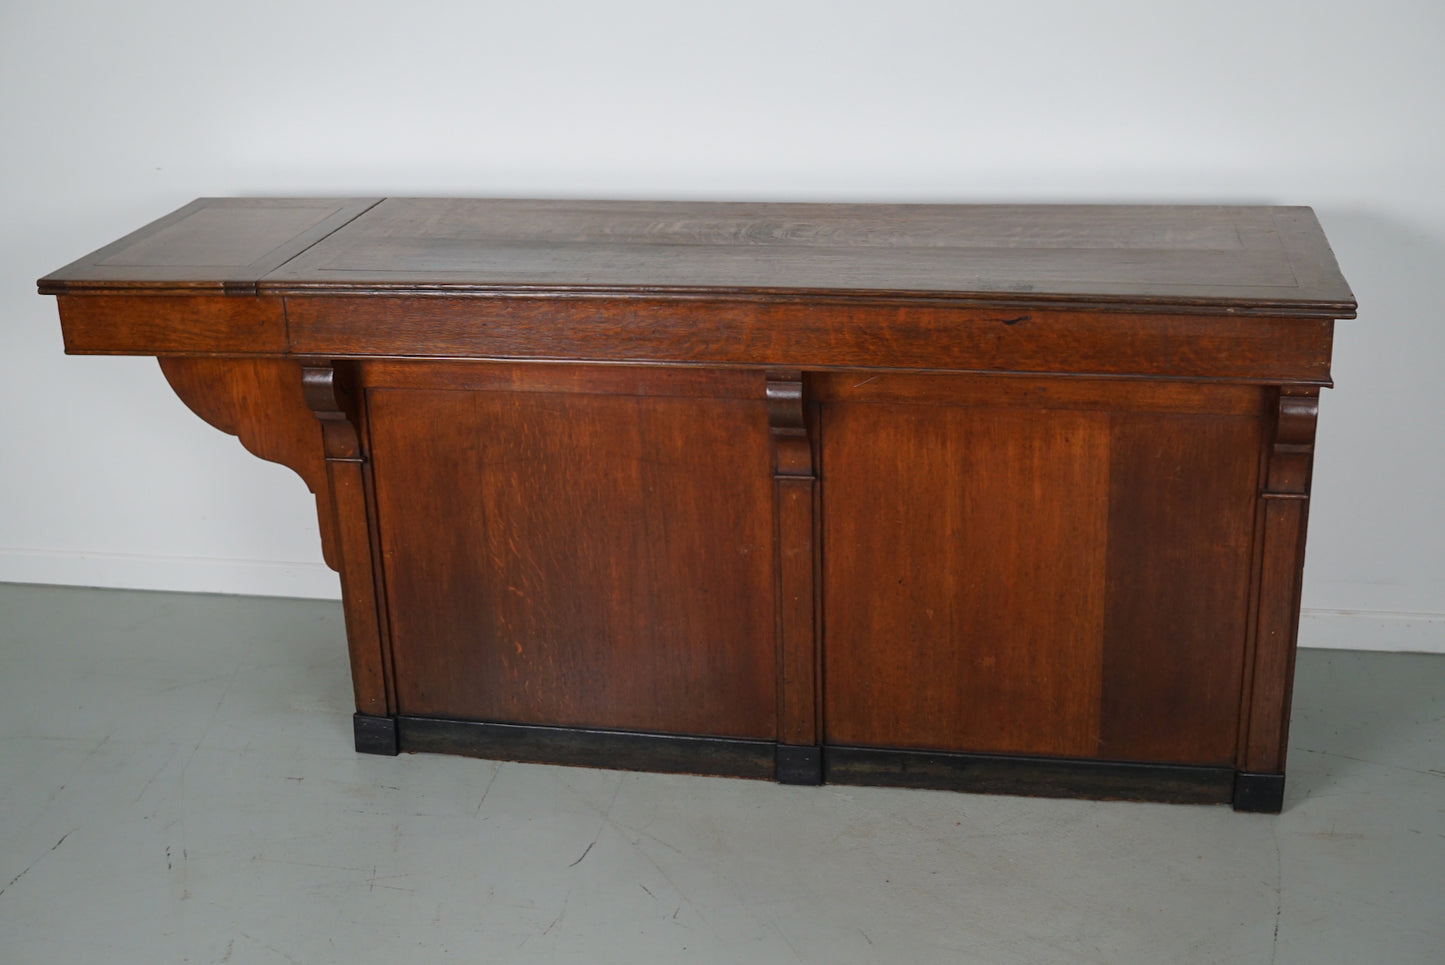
[302, 362, 397, 754]
[1237, 386, 1319, 810]
[767, 369, 822, 784]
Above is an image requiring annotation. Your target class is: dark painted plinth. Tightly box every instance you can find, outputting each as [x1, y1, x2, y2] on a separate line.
[355, 715, 1279, 810]
[354, 713, 399, 756]
[397, 716, 776, 779]
[1232, 772, 1286, 813]
[775, 744, 823, 785]
[824, 745, 1237, 805]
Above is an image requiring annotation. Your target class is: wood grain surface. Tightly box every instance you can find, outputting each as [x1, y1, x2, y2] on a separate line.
[821, 402, 1111, 757]
[40, 198, 379, 292]
[367, 376, 777, 738]
[42, 198, 1355, 316]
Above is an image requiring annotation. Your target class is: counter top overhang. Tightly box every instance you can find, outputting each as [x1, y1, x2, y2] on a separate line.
[38, 198, 1357, 387]
[39, 197, 1356, 316]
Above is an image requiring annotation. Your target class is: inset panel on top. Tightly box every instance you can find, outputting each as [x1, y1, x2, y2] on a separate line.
[39, 198, 380, 292]
[263, 199, 1354, 313]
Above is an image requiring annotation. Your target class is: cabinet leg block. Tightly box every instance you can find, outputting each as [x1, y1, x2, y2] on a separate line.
[354, 713, 399, 756]
[776, 744, 823, 785]
[1233, 772, 1286, 813]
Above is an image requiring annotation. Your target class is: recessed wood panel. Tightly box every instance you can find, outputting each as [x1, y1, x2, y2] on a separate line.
[1099, 412, 1263, 765]
[821, 403, 1110, 757]
[367, 384, 777, 739]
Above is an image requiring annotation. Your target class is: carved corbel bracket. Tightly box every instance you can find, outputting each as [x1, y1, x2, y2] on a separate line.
[158, 356, 340, 571]
[1263, 387, 1319, 498]
[301, 363, 364, 463]
[766, 369, 814, 478]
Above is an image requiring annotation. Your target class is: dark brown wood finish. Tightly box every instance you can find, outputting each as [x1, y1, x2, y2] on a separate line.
[61, 294, 288, 355]
[40, 198, 1355, 811]
[1097, 410, 1262, 764]
[282, 298, 1336, 384]
[260, 199, 1354, 316]
[40, 198, 380, 293]
[821, 401, 1112, 757]
[364, 371, 778, 738]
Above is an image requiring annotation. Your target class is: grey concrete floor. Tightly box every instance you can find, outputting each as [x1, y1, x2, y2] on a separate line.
[0, 583, 1441, 964]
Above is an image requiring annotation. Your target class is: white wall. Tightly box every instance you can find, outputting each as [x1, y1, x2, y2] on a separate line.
[2, 0, 1442, 651]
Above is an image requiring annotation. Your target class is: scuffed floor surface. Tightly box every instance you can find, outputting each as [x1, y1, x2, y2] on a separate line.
[0, 583, 1441, 963]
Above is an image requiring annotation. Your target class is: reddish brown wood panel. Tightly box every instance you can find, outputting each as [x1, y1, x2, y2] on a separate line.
[821, 403, 1110, 757]
[361, 359, 764, 400]
[1098, 411, 1264, 765]
[809, 370, 1263, 415]
[285, 297, 1335, 384]
[60, 295, 287, 355]
[367, 384, 778, 739]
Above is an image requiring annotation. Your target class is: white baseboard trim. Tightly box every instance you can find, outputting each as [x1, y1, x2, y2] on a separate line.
[1298, 608, 1445, 654]
[0, 549, 340, 600]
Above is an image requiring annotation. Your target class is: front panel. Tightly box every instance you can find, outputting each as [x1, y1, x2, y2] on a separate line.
[365, 364, 778, 740]
[818, 375, 1264, 766]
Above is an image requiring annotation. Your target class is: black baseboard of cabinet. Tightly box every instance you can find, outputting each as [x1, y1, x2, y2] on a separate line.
[364, 717, 1277, 810]
[1232, 772, 1286, 813]
[396, 716, 777, 780]
[354, 713, 399, 756]
[823, 745, 1239, 806]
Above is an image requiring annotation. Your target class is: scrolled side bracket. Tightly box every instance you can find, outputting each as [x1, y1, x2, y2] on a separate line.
[158, 356, 339, 570]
